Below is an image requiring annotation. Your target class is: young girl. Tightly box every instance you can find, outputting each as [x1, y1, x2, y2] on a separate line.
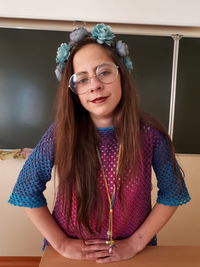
[9, 24, 190, 263]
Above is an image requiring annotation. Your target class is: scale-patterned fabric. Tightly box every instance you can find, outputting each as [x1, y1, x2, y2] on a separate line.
[8, 124, 191, 246]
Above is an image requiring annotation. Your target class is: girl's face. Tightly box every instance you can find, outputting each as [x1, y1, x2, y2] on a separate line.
[72, 44, 122, 127]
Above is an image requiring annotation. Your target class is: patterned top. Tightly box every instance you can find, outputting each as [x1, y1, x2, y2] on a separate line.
[8, 124, 191, 246]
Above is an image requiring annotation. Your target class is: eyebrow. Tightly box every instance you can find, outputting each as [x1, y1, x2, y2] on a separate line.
[76, 71, 88, 75]
[75, 63, 109, 75]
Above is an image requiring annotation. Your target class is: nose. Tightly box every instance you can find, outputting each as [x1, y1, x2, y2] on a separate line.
[89, 75, 103, 93]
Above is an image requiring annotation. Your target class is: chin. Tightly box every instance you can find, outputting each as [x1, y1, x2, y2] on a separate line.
[90, 110, 114, 121]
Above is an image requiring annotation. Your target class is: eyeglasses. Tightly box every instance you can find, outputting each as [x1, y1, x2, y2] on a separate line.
[68, 62, 119, 95]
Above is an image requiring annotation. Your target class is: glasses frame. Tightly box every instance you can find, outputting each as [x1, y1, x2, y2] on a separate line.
[68, 62, 119, 95]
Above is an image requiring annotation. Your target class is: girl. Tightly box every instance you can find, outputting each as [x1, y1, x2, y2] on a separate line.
[9, 24, 190, 263]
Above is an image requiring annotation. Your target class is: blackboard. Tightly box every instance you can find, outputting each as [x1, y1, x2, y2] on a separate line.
[0, 28, 66, 148]
[0, 28, 199, 153]
[173, 37, 200, 154]
[119, 34, 173, 129]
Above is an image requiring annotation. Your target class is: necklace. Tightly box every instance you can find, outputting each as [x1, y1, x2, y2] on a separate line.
[96, 144, 121, 247]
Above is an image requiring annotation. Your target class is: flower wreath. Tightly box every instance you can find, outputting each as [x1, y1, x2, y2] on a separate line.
[55, 24, 133, 81]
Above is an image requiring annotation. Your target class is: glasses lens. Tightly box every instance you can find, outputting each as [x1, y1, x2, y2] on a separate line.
[97, 63, 118, 84]
[69, 73, 89, 94]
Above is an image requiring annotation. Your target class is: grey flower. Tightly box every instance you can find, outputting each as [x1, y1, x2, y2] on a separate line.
[116, 40, 129, 57]
[55, 63, 64, 81]
[69, 27, 89, 44]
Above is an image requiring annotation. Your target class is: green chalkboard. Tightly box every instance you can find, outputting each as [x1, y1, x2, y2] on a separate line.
[173, 37, 200, 154]
[0, 28, 187, 152]
[118, 34, 173, 129]
[0, 28, 66, 148]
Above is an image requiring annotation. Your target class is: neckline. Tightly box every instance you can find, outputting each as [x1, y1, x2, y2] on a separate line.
[97, 126, 114, 131]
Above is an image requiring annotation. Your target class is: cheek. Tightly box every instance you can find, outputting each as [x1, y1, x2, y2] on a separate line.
[115, 76, 122, 98]
[118, 86, 122, 99]
[115, 82, 122, 102]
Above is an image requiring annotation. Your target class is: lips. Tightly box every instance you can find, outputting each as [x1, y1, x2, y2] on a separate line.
[91, 96, 108, 103]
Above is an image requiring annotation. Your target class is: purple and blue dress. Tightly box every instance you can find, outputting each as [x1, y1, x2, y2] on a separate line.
[8, 124, 191, 247]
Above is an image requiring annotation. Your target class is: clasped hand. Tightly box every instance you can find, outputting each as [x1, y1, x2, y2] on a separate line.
[58, 237, 139, 263]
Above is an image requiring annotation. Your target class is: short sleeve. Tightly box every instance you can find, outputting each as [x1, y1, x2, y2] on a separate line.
[8, 124, 55, 208]
[152, 130, 191, 206]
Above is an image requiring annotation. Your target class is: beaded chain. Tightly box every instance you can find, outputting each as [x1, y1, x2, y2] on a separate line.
[96, 144, 121, 247]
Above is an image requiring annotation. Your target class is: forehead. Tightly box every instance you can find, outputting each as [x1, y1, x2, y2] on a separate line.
[73, 44, 113, 73]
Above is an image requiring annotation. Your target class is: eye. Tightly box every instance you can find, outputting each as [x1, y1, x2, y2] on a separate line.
[77, 77, 89, 85]
[98, 70, 111, 77]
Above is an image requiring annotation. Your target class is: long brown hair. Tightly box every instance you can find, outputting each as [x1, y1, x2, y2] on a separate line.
[54, 38, 183, 236]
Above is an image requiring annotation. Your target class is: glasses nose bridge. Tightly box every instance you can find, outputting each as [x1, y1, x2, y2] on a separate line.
[89, 73, 101, 85]
[88, 73, 103, 93]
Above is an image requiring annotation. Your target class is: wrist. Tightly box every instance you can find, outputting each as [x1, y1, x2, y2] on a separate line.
[128, 233, 147, 253]
[52, 236, 71, 254]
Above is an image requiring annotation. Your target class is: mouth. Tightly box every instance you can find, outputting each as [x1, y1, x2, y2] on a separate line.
[91, 96, 109, 103]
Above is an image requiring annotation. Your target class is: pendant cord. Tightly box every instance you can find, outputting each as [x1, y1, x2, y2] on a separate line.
[96, 144, 121, 247]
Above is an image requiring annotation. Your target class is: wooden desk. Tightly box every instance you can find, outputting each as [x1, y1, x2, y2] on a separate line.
[0, 256, 41, 267]
[39, 246, 200, 267]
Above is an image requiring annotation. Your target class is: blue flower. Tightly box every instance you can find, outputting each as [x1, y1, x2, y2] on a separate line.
[56, 43, 70, 64]
[69, 27, 89, 44]
[123, 56, 133, 70]
[116, 40, 129, 57]
[91, 24, 115, 45]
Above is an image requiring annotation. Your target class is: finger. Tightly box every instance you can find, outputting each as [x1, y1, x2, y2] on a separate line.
[108, 247, 113, 255]
[85, 250, 110, 260]
[82, 244, 110, 252]
[84, 239, 107, 245]
[96, 256, 114, 263]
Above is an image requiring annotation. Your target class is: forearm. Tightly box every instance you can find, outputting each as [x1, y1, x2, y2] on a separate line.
[24, 206, 69, 251]
[129, 203, 178, 252]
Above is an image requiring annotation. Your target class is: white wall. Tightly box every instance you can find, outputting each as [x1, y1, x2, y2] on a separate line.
[0, 0, 200, 27]
[0, 158, 55, 256]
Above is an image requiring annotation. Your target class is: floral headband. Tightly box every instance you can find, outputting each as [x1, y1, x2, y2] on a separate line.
[55, 23, 133, 81]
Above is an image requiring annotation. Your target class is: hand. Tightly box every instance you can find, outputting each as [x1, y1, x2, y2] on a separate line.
[57, 238, 110, 261]
[83, 238, 141, 263]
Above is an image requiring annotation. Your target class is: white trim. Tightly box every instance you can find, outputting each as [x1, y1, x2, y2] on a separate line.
[1, 18, 200, 37]
[168, 35, 182, 139]
[0, 0, 200, 27]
